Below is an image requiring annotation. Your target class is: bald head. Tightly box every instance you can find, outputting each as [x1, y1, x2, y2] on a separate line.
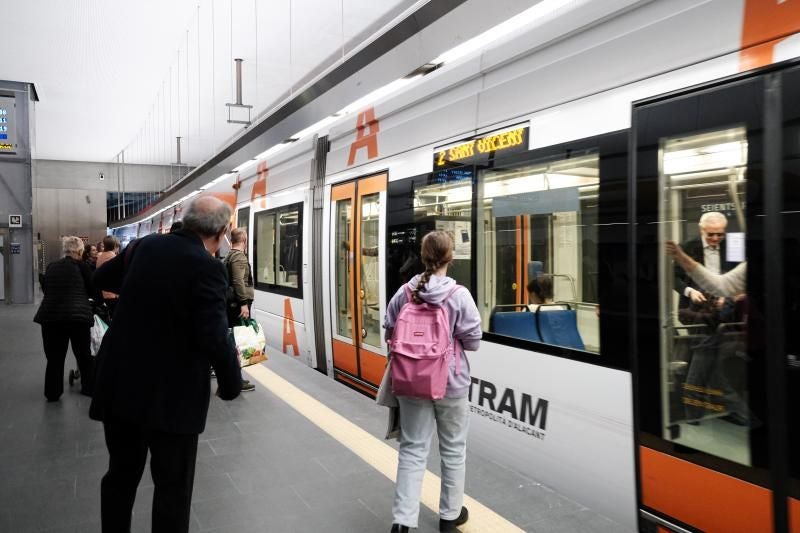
[182, 195, 232, 238]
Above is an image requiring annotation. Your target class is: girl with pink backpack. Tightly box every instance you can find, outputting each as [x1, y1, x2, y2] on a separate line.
[384, 230, 482, 532]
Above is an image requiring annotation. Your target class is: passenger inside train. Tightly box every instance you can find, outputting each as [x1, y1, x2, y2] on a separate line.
[660, 127, 751, 464]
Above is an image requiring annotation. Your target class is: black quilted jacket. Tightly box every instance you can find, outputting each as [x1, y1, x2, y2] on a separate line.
[34, 257, 94, 325]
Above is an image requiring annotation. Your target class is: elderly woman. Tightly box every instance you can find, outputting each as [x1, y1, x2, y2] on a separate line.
[34, 236, 95, 401]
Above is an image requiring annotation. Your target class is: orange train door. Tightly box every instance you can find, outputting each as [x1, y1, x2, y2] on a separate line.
[330, 173, 387, 393]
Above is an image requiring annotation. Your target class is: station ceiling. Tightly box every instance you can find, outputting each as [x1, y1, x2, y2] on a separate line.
[5, 0, 415, 165]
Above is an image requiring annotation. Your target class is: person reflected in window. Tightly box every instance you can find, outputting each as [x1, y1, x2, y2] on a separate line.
[527, 274, 555, 312]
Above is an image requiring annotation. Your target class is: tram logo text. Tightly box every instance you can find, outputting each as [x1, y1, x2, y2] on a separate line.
[468, 377, 548, 440]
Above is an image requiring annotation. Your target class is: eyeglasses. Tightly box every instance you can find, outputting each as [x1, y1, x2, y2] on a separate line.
[705, 232, 725, 238]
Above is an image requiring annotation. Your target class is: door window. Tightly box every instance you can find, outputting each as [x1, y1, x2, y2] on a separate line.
[659, 126, 750, 465]
[335, 199, 353, 339]
[359, 193, 381, 348]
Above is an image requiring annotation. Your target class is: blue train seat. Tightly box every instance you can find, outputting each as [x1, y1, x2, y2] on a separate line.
[537, 309, 585, 350]
[491, 311, 541, 343]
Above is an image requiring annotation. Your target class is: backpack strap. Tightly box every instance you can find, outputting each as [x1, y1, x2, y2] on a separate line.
[443, 284, 464, 375]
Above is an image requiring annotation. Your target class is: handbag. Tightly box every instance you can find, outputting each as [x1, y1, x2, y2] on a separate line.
[376, 357, 400, 440]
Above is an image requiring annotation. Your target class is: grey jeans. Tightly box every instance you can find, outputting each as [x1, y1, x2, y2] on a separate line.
[392, 395, 470, 528]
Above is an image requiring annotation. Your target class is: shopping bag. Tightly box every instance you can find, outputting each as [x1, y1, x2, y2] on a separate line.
[375, 358, 400, 440]
[90, 314, 109, 356]
[232, 318, 268, 367]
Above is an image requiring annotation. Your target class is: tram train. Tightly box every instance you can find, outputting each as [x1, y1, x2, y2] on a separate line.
[112, 1, 800, 531]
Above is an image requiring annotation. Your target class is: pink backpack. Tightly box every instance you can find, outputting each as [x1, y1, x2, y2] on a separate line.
[389, 284, 462, 400]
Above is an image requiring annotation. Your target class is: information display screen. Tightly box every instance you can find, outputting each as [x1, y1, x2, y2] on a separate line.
[0, 96, 16, 153]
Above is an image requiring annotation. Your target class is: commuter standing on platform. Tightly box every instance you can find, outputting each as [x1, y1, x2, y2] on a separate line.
[224, 227, 256, 392]
[34, 236, 95, 401]
[94, 236, 120, 320]
[384, 230, 482, 533]
[90, 196, 242, 533]
[82, 243, 99, 271]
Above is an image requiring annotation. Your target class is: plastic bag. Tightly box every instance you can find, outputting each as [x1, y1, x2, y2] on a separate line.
[90, 314, 109, 356]
[232, 318, 268, 367]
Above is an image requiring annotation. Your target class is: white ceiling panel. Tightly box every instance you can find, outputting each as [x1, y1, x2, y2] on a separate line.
[4, 0, 416, 166]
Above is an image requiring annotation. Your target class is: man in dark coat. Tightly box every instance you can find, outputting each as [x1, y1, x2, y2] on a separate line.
[91, 196, 242, 533]
[673, 211, 744, 424]
[674, 211, 737, 318]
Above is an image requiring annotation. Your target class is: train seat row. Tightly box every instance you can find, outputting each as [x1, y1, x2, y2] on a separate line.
[489, 304, 585, 350]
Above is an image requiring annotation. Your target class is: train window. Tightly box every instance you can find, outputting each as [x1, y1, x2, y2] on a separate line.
[385, 171, 474, 297]
[253, 202, 303, 296]
[478, 154, 600, 353]
[659, 126, 750, 466]
[236, 206, 250, 241]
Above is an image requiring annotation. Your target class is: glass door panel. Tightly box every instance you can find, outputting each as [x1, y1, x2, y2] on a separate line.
[335, 199, 353, 339]
[359, 192, 381, 349]
[659, 126, 750, 466]
[782, 66, 800, 529]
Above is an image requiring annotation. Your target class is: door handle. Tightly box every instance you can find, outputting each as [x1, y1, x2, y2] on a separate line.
[360, 289, 366, 299]
[361, 328, 367, 339]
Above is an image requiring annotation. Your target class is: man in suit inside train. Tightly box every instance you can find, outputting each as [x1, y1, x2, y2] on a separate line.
[91, 195, 242, 533]
[674, 211, 747, 425]
[674, 211, 735, 321]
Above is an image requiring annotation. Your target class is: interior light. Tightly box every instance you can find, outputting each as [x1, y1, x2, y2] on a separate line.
[663, 140, 747, 175]
[255, 143, 290, 161]
[431, 0, 576, 65]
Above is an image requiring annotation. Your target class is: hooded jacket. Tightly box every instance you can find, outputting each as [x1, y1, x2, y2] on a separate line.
[384, 274, 482, 398]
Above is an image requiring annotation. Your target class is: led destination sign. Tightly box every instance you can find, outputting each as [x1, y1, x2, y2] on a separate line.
[435, 126, 529, 167]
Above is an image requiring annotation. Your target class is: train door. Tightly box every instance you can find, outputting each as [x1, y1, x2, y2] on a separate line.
[633, 64, 800, 533]
[330, 173, 387, 393]
[781, 65, 800, 533]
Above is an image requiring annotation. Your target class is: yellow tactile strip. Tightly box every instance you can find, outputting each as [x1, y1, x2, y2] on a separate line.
[244, 365, 524, 532]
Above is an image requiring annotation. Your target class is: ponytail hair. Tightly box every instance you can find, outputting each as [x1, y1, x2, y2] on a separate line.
[411, 230, 454, 304]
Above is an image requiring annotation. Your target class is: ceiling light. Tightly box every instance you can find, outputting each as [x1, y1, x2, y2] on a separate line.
[290, 115, 341, 140]
[232, 159, 257, 173]
[339, 76, 419, 115]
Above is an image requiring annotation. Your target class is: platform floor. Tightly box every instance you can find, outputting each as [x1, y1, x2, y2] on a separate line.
[0, 303, 629, 532]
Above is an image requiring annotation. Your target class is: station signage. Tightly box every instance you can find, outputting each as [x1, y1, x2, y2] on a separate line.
[0, 96, 15, 154]
[435, 125, 529, 168]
